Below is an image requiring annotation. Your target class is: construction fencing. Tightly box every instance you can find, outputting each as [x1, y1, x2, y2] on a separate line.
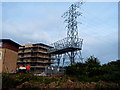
[45, 66, 65, 76]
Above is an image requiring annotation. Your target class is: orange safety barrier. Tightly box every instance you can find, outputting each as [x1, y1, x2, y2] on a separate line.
[25, 65, 31, 70]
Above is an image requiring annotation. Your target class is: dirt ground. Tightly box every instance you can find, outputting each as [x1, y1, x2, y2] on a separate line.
[16, 80, 120, 89]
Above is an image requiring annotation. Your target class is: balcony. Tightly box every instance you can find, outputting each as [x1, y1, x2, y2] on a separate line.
[31, 66, 46, 68]
[48, 37, 83, 54]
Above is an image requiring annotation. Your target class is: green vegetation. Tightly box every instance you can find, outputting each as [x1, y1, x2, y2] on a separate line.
[2, 73, 69, 88]
[2, 73, 36, 88]
[2, 56, 120, 89]
[65, 56, 120, 83]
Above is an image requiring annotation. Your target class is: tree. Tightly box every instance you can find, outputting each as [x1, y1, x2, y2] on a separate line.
[85, 56, 101, 77]
[85, 56, 100, 66]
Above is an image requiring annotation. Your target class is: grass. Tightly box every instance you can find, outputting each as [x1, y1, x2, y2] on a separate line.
[2, 73, 120, 89]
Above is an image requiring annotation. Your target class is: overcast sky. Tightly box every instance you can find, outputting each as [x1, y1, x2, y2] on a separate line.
[2, 2, 118, 64]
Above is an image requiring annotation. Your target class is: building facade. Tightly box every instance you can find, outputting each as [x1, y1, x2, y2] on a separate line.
[17, 43, 53, 73]
[0, 39, 21, 73]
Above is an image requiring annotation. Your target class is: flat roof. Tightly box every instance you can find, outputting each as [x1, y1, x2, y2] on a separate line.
[0, 39, 21, 47]
[33, 43, 53, 48]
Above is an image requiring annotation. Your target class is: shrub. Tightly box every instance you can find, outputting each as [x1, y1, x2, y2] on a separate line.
[2, 73, 36, 88]
[65, 56, 120, 83]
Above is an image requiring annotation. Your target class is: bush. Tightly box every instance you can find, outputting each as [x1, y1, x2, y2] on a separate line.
[2, 73, 36, 88]
[65, 56, 120, 83]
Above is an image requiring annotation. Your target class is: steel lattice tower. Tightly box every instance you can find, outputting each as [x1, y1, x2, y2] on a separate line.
[62, 2, 83, 64]
[49, 2, 83, 66]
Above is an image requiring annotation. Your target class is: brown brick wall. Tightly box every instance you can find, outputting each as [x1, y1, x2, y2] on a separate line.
[1, 48, 18, 73]
[2, 42, 19, 52]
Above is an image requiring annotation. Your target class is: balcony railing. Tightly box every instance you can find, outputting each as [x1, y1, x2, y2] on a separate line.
[48, 37, 83, 53]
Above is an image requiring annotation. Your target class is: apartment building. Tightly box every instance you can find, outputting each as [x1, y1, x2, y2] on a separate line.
[0, 39, 21, 73]
[17, 43, 53, 73]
